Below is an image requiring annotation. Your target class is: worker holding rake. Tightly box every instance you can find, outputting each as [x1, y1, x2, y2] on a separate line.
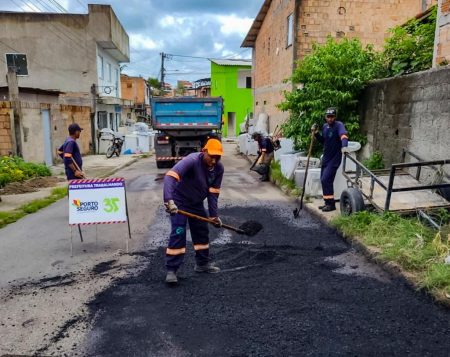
[57, 123, 85, 180]
[163, 138, 224, 284]
[313, 107, 349, 212]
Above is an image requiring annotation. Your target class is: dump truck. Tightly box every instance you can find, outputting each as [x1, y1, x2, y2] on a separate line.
[151, 97, 224, 168]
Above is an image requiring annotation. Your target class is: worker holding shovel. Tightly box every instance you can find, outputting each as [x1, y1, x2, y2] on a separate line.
[163, 138, 224, 284]
[57, 123, 85, 180]
[313, 108, 349, 212]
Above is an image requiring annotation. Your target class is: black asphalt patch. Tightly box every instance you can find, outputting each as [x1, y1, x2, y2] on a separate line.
[82, 205, 450, 356]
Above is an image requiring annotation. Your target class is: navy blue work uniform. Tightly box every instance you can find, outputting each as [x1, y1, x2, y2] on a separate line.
[58, 137, 83, 180]
[163, 153, 224, 272]
[258, 137, 274, 155]
[315, 121, 348, 205]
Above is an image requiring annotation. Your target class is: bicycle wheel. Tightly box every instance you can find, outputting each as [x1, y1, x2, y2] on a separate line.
[106, 145, 115, 158]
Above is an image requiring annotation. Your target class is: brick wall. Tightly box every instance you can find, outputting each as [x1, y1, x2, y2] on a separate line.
[436, 0, 450, 65]
[0, 104, 12, 156]
[360, 67, 450, 167]
[251, 0, 434, 132]
[297, 0, 430, 60]
[253, 0, 295, 132]
[121, 75, 146, 104]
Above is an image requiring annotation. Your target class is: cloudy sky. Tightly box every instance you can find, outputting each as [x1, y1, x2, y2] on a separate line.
[0, 0, 262, 84]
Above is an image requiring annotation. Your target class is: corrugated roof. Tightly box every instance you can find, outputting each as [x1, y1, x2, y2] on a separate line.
[241, 0, 272, 48]
[210, 59, 252, 67]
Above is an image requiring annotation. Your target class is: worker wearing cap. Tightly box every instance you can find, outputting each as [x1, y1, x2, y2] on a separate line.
[163, 138, 224, 284]
[57, 123, 84, 181]
[252, 132, 274, 182]
[312, 108, 349, 212]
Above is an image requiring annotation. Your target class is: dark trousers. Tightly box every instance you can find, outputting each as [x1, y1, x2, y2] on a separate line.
[166, 203, 210, 272]
[321, 164, 338, 205]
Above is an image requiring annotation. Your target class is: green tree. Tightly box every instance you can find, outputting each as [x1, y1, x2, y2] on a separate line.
[278, 37, 384, 152]
[383, 6, 437, 76]
[147, 77, 161, 89]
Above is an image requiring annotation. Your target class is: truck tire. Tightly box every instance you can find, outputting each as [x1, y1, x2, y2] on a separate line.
[340, 188, 365, 216]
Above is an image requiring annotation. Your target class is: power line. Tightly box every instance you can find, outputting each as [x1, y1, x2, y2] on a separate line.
[47, 0, 67, 13]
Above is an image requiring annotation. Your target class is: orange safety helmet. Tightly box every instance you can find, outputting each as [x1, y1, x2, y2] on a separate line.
[203, 138, 224, 156]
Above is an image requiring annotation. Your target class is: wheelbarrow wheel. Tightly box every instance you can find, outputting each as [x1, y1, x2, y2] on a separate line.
[340, 188, 365, 216]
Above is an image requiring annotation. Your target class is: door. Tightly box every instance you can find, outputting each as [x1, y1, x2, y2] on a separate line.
[227, 112, 236, 137]
[41, 109, 53, 166]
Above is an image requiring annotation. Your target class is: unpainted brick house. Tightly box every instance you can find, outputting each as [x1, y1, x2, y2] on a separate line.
[434, 0, 450, 65]
[242, 0, 437, 132]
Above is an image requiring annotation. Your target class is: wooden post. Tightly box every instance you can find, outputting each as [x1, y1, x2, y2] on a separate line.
[90, 83, 97, 154]
[6, 67, 23, 157]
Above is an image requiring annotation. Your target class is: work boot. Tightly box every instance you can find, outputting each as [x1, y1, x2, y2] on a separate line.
[165, 270, 178, 284]
[318, 204, 326, 210]
[321, 204, 336, 212]
[195, 262, 221, 273]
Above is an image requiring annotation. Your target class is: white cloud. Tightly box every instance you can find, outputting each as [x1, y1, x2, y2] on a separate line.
[160, 15, 185, 27]
[216, 15, 253, 36]
[160, 15, 175, 27]
[130, 33, 159, 50]
[214, 42, 224, 51]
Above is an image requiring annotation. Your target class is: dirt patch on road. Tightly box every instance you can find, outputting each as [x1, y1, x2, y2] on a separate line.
[0, 177, 61, 195]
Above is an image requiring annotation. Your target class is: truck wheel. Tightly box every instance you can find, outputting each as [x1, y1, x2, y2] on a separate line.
[340, 188, 365, 216]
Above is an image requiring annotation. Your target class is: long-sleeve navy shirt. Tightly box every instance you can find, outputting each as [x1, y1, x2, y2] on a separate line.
[163, 152, 224, 217]
[315, 120, 348, 167]
[258, 137, 274, 154]
[58, 137, 83, 180]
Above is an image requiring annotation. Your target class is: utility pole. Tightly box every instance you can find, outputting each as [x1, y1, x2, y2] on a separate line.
[90, 83, 97, 154]
[160, 52, 165, 90]
[7, 67, 22, 157]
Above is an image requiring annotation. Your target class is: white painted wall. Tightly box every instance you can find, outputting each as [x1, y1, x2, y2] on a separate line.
[97, 46, 121, 98]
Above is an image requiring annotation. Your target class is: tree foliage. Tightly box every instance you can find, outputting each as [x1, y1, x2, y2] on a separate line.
[147, 77, 161, 89]
[278, 38, 384, 151]
[383, 7, 437, 76]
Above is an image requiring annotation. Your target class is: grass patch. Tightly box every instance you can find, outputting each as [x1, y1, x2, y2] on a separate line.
[270, 160, 301, 196]
[332, 211, 450, 301]
[0, 156, 51, 188]
[0, 186, 67, 228]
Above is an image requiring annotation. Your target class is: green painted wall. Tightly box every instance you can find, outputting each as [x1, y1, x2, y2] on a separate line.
[210, 62, 253, 137]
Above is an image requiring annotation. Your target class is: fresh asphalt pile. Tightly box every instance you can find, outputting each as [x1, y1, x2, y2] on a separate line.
[82, 204, 450, 357]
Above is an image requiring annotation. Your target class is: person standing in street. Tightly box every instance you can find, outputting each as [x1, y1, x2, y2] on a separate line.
[58, 123, 84, 181]
[252, 132, 274, 182]
[163, 138, 224, 284]
[313, 108, 349, 212]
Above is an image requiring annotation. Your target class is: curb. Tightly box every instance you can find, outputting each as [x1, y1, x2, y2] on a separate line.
[302, 201, 450, 308]
[261, 159, 449, 307]
[98, 157, 141, 179]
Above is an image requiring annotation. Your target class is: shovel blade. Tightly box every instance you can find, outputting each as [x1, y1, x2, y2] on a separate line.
[239, 221, 263, 237]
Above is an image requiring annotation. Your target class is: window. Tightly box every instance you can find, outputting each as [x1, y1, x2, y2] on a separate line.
[97, 111, 108, 129]
[107, 63, 112, 82]
[237, 69, 252, 88]
[109, 112, 115, 131]
[97, 55, 104, 79]
[6, 53, 28, 76]
[246, 77, 252, 89]
[287, 13, 293, 47]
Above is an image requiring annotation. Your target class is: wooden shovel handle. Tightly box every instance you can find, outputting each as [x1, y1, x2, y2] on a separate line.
[177, 209, 245, 234]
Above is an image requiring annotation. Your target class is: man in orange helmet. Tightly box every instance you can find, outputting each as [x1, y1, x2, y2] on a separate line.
[163, 138, 224, 284]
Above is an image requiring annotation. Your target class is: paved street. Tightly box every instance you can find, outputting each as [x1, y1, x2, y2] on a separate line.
[1, 143, 450, 356]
